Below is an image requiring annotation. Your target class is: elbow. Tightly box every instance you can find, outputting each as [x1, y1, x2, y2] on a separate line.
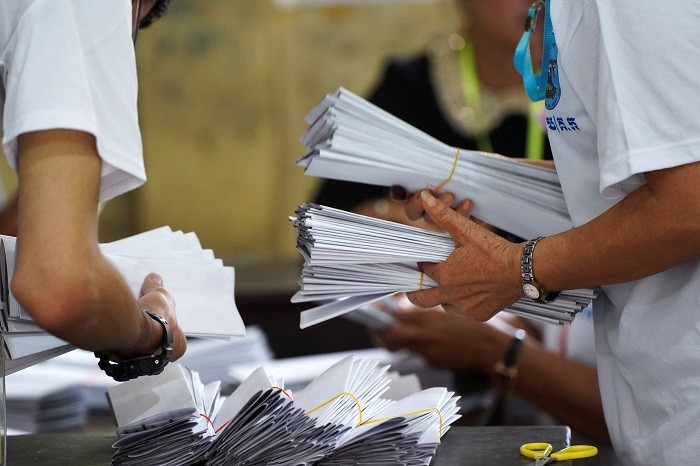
[11, 263, 98, 338]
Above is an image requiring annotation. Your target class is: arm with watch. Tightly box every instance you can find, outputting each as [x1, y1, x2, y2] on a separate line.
[371, 308, 608, 443]
[13, 130, 187, 381]
[485, 325, 608, 445]
[402, 161, 700, 321]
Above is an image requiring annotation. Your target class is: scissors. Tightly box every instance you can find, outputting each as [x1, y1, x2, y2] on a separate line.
[520, 442, 598, 465]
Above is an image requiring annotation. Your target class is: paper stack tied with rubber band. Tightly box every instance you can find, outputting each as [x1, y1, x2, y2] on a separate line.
[297, 87, 573, 240]
[106, 355, 461, 466]
[0, 227, 245, 374]
[290, 203, 596, 327]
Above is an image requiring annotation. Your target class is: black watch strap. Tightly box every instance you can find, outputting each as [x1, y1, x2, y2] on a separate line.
[493, 329, 527, 392]
[95, 309, 174, 382]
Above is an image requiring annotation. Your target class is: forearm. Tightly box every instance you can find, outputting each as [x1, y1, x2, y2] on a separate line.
[22, 252, 164, 358]
[536, 162, 700, 292]
[475, 327, 608, 443]
[514, 342, 609, 445]
[13, 129, 162, 357]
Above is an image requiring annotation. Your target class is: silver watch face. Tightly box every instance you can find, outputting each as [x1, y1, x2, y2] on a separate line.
[523, 283, 540, 300]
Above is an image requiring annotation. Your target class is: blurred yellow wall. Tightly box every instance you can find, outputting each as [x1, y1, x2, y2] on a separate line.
[98, 0, 457, 261]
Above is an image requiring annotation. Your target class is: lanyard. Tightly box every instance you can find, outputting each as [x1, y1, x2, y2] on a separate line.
[514, 0, 554, 102]
[458, 40, 545, 160]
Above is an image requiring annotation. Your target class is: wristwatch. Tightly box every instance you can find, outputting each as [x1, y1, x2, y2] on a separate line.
[520, 237, 560, 303]
[95, 309, 174, 382]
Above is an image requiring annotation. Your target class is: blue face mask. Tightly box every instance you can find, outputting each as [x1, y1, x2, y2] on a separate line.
[514, 0, 556, 102]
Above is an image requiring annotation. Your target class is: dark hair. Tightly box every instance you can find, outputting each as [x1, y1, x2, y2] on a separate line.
[139, 0, 172, 29]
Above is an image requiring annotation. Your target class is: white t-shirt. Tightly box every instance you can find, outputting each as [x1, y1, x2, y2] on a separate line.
[539, 305, 595, 367]
[0, 0, 146, 201]
[548, 1, 700, 463]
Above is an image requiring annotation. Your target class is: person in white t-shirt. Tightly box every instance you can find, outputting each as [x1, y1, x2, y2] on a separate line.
[399, 0, 700, 463]
[0, 0, 187, 379]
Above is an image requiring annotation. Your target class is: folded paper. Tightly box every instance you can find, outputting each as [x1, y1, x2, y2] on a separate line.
[297, 87, 572, 240]
[0, 227, 245, 374]
[107, 356, 460, 466]
[290, 204, 596, 326]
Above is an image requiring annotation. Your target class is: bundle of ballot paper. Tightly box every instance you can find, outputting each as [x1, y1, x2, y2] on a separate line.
[297, 87, 573, 240]
[107, 355, 460, 466]
[290, 203, 596, 326]
[0, 227, 245, 374]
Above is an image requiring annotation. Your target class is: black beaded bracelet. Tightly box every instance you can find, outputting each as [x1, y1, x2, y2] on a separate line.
[95, 310, 173, 382]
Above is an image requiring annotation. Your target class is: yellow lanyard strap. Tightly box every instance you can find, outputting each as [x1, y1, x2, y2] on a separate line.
[458, 39, 545, 160]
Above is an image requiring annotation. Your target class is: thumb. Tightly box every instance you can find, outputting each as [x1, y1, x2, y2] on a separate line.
[420, 190, 475, 244]
[140, 272, 164, 297]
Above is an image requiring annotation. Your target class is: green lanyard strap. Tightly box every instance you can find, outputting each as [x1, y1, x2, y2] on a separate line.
[457, 40, 545, 160]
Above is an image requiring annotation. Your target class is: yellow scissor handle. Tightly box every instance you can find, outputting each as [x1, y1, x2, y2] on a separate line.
[550, 445, 598, 461]
[520, 443, 554, 459]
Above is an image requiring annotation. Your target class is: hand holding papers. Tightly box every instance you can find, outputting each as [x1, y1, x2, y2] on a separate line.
[290, 204, 596, 326]
[297, 87, 573, 239]
[0, 227, 245, 374]
[107, 356, 461, 465]
[101, 227, 244, 340]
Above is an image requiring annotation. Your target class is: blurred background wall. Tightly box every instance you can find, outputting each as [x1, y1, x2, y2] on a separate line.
[98, 0, 457, 264]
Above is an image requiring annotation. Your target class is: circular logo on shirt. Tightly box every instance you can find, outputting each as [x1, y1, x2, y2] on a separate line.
[545, 39, 561, 110]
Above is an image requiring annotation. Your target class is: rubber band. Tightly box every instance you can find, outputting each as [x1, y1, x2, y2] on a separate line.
[272, 385, 293, 400]
[360, 407, 444, 437]
[199, 413, 215, 430]
[434, 148, 461, 191]
[419, 271, 425, 290]
[214, 419, 231, 434]
[214, 386, 293, 435]
[306, 391, 363, 426]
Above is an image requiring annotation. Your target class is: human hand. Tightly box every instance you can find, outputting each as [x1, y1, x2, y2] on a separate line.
[390, 186, 474, 225]
[137, 273, 187, 361]
[405, 190, 523, 321]
[371, 307, 513, 372]
[392, 185, 497, 233]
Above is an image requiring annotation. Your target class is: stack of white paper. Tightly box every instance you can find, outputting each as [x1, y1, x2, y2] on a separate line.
[0, 227, 245, 374]
[297, 87, 573, 240]
[318, 387, 460, 465]
[292, 355, 394, 428]
[108, 356, 461, 465]
[204, 384, 341, 465]
[290, 204, 596, 326]
[5, 379, 87, 433]
[109, 364, 218, 466]
[3, 326, 274, 436]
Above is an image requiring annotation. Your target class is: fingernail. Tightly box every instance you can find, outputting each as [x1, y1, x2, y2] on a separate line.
[148, 273, 162, 285]
[420, 190, 437, 207]
[390, 186, 407, 201]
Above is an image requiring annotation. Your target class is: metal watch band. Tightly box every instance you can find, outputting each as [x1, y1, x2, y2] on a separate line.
[95, 309, 174, 382]
[520, 237, 560, 304]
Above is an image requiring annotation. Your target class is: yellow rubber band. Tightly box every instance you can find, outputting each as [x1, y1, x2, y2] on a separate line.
[361, 407, 444, 437]
[305, 391, 363, 426]
[435, 148, 461, 191]
[419, 271, 425, 290]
